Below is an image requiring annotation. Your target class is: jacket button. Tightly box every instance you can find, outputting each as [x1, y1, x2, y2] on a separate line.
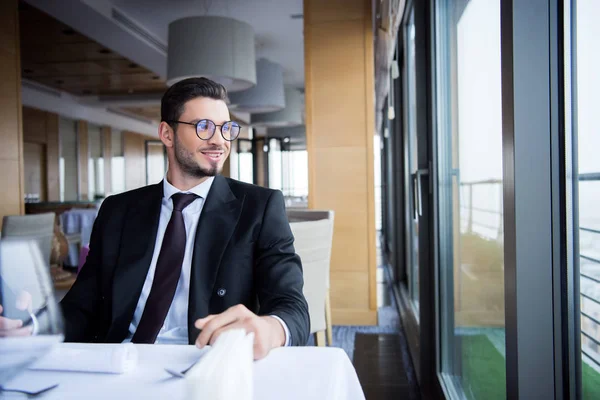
[217, 288, 226, 297]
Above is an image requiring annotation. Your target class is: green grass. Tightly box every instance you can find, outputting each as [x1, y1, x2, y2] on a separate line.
[583, 358, 600, 400]
[458, 334, 600, 399]
[460, 335, 506, 400]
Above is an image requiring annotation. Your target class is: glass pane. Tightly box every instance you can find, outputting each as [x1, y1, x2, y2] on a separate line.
[237, 140, 254, 184]
[282, 150, 308, 207]
[87, 123, 102, 201]
[574, 1, 600, 397]
[146, 141, 166, 185]
[59, 117, 78, 201]
[436, 0, 505, 398]
[111, 130, 125, 195]
[111, 157, 125, 194]
[405, 6, 420, 308]
[268, 138, 282, 190]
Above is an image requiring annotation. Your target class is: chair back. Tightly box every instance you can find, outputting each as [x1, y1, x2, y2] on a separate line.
[288, 210, 334, 334]
[1, 213, 56, 267]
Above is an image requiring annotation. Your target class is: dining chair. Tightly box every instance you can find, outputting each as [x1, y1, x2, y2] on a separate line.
[287, 210, 334, 346]
[1, 213, 56, 268]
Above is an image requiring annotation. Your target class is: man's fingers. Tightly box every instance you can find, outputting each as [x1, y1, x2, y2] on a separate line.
[195, 305, 250, 329]
[0, 325, 33, 337]
[194, 314, 216, 329]
[16, 291, 32, 311]
[0, 305, 3, 314]
[195, 305, 251, 348]
[196, 313, 239, 348]
[0, 316, 23, 330]
[208, 321, 250, 346]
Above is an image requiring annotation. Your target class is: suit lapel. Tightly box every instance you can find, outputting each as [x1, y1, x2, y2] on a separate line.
[111, 183, 163, 333]
[187, 176, 243, 343]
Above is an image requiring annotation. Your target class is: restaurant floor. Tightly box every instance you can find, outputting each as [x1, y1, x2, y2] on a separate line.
[307, 262, 421, 400]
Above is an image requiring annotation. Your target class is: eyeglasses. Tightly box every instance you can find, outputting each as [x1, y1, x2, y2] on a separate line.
[164, 119, 241, 141]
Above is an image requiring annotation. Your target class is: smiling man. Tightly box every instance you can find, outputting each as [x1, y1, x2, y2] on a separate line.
[58, 77, 310, 359]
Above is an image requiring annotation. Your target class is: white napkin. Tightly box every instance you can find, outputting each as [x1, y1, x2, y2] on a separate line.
[29, 343, 138, 374]
[185, 329, 254, 400]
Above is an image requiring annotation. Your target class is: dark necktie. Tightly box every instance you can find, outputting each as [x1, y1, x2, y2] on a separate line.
[132, 192, 199, 344]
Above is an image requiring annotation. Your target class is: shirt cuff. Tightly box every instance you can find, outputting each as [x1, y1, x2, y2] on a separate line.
[270, 315, 291, 347]
[29, 311, 40, 336]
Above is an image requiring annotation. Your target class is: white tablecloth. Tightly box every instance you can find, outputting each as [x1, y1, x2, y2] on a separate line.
[5, 344, 365, 400]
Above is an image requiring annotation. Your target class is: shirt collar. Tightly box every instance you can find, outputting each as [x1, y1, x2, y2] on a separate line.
[162, 175, 215, 201]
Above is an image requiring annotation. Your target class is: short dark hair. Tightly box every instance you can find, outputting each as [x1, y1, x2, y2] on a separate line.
[161, 77, 229, 126]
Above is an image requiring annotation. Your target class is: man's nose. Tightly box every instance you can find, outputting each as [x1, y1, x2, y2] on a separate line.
[208, 126, 227, 147]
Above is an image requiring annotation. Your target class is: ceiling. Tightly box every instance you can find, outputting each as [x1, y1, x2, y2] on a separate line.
[19, 0, 305, 126]
[19, 1, 168, 98]
[112, 0, 305, 88]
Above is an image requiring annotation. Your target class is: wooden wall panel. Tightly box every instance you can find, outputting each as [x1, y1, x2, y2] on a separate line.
[22, 107, 60, 202]
[102, 126, 112, 195]
[0, 0, 23, 230]
[22, 107, 47, 144]
[124, 131, 145, 190]
[77, 121, 89, 200]
[23, 142, 46, 201]
[45, 113, 60, 201]
[221, 153, 231, 178]
[304, 0, 377, 325]
[305, 0, 365, 24]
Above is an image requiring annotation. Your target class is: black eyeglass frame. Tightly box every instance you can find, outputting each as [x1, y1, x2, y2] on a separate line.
[163, 119, 241, 141]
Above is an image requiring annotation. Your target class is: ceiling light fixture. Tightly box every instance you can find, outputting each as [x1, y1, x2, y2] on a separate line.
[228, 59, 285, 113]
[251, 88, 303, 127]
[167, 16, 257, 92]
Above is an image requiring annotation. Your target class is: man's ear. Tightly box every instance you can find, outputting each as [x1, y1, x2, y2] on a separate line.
[159, 122, 174, 148]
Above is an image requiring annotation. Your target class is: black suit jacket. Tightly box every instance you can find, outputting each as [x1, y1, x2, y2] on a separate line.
[60, 176, 310, 346]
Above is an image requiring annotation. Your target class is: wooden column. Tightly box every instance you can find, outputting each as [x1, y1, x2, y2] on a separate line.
[0, 0, 24, 229]
[124, 131, 146, 190]
[304, 0, 377, 325]
[45, 112, 60, 201]
[22, 107, 60, 202]
[101, 126, 112, 195]
[77, 121, 89, 200]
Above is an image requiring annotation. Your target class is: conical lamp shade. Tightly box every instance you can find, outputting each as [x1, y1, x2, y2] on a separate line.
[251, 88, 303, 127]
[167, 16, 257, 92]
[229, 58, 285, 113]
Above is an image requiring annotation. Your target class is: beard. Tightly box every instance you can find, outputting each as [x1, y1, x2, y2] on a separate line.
[173, 132, 222, 179]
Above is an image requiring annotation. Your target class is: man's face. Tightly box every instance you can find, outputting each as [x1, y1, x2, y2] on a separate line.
[172, 97, 231, 179]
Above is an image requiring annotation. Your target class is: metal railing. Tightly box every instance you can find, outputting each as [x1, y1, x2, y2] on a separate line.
[459, 174, 600, 367]
[578, 173, 600, 367]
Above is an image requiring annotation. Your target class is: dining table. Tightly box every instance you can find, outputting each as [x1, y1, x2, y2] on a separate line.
[2, 343, 366, 400]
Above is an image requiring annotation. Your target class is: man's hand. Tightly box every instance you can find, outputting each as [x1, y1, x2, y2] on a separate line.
[0, 291, 33, 337]
[195, 304, 286, 360]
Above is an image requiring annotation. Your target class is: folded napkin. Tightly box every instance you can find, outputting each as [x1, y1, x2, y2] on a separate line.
[29, 343, 138, 374]
[186, 329, 254, 400]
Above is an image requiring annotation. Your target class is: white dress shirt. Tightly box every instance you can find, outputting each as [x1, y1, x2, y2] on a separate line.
[124, 176, 290, 345]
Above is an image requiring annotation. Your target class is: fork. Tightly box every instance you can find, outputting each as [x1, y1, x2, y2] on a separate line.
[164, 359, 201, 378]
[0, 383, 59, 396]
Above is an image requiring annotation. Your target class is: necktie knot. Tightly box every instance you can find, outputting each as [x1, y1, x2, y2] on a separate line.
[171, 193, 199, 211]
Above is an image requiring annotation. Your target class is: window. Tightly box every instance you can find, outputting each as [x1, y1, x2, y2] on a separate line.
[282, 149, 308, 198]
[59, 117, 78, 202]
[146, 141, 166, 185]
[237, 139, 254, 184]
[268, 138, 283, 190]
[88, 123, 103, 200]
[404, 5, 420, 308]
[435, 0, 505, 398]
[111, 130, 125, 195]
[573, 0, 600, 397]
